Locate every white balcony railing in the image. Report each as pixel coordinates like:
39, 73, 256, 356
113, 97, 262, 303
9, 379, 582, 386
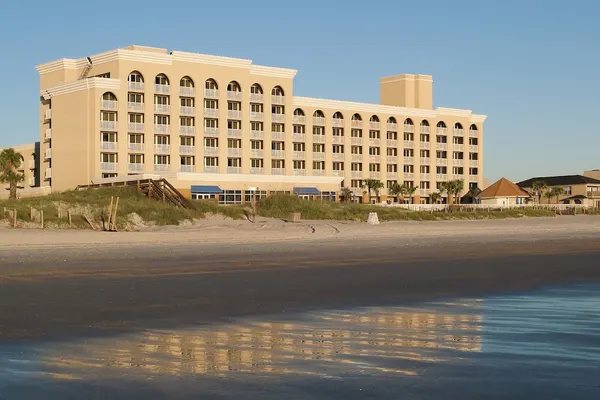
101, 100, 118, 110
228, 110, 241, 119
227, 91, 242, 101
469, 130, 478, 137
100, 141, 118, 151
250, 149, 264, 158
292, 151, 305, 159
128, 102, 144, 112
437, 127, 448, 135
204, 108, 219, 118
154, 164, 170, 172
180, 106, 195, 116
420, 189, 429, 197
453, 159, 464, 167
369, 155, 381, 163
421, 173, 430, 180
250, 130, 264, 139
370, 121, 380, 130
128, 163, 145, 172
436, 159, 448, 166
100, 162, 118, 171
332, 119, 344, 128
180, 87, 195, 97
250, 167, 265, 175
351, 137, 362, 145
313, 135, 325, 143
293, 169, 306, 176
180, 145, 195, 155
403, 157, 414, 164
204, 147, 219, 155
204, 166, 219, 173
332, 136, 344, 144
272, 113, 285, 123
271, 95, 285, 105
313, 152, 325, 161
469, 160, 479, 167
387, 172, 398, 179
313, 116, 326, 126
351, 171, 363, 179
387, 156, 398, 164
128, 122, 145, 132
403, 124, 415, 133
272, 168, 285, 175
351, 120, 363, 128
44, 149, 52, 159
227, 167, 242, 174
369, 172, 381, 179
250, 93, 264, 103
332, 153, 345, 162
154, 104, 171, 114
271, 150, 285, 158
250, 112, 264, 121
292, 133, 306, 142
368, 139, 381, 147
128, 143, 144, 152
469, 145, 479, 152
420, 126, 430, 134
44, 109, 52, 120
154, 124, 170, 134
292, 115, 306, 125
180, 125, 195, 135
436, 143, 448, 150
128, 81, 144, 91
420, 142, 430, 150
45, 168, 52, 179
180, 165, 195, 173
403, 141, 414, 149
436, 174, 448, 181
45, 128, 52, 140
387, 139, 398, 148
421, 158, 431, 165
227, 129, 242, 138
154, 144, 171, 153
351, 154, 363, 162
404, 172, 414, 180
331, 170, 344, 177
204, 89, 219, 99
204, 127, 219, 137
387, 122, 398, 131
272, 132, 284, 140
469, 175, 478, 181
100, 121, 117, 131
155, 84, 170, 94
313, 170, 325, 176
453, 144, 465, 151
228, 148, 242, 157
453, 128, 464, 136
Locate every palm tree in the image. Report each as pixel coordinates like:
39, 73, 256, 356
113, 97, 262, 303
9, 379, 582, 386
438, 181, 451, 205
339, 187, 353, 203
388, 182, 407, 203
551, 187, 565, 204
531, 181, 547, 204
363, 179, 384, 202
451, 179, 465, 205
467, 186, 480, 204
543, 190, 554, 204
430, 192, 442, 204
405, 185, 418, 204
0, 148, 24, 200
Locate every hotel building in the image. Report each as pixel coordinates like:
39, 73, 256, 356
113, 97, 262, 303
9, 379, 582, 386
35, 45, 486, 203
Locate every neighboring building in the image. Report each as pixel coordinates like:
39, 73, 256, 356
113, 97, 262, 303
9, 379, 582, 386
479, 177, 530, 206
584, 170, 600, 181
517, 175, 600, 207
0, 142, 44, 198
35, 45, 486, 203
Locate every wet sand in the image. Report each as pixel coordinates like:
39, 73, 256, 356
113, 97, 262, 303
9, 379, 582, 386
1, 216, 600, 342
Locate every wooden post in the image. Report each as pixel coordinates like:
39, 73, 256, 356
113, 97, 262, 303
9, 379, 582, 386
30, 207, 33, 221
107, 196, 114, 231
162, 181, 166, 202
68, 210, 72, 227
13, 209, 17, 228
111, 197, 120, 231
40, 210, 44, 229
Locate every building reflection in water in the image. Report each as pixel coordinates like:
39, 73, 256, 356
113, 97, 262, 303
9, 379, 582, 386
30, 301, 483, 380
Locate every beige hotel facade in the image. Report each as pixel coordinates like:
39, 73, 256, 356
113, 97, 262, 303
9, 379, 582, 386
33, 45, 486, 203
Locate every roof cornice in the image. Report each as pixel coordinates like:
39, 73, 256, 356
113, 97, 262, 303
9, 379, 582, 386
40, 78, 121, 99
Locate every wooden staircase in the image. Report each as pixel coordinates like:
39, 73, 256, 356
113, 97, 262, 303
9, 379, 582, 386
77, 179, 195, 210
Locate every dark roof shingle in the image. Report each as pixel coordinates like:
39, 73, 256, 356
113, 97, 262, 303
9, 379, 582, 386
517, 175, 600, 188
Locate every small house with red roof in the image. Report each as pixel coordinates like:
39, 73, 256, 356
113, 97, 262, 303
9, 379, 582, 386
479, 178, 531, 206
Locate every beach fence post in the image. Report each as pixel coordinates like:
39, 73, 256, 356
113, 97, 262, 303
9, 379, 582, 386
13, 209, 17, 228
40, 209, 44, 229
68, 210, 72, 228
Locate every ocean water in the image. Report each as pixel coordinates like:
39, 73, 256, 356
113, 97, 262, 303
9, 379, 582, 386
0, 284, 599, 399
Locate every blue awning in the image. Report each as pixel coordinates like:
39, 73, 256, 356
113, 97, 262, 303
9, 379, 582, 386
294, 187, 321, 195
191, 185, 223, 194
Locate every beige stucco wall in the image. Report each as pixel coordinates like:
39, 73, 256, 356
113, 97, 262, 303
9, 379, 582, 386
0, 143, 39, 195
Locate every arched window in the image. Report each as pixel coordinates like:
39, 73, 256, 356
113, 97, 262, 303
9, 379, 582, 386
404, 118, 414, 125
314, 110, 325, 118
128, 71, 144, 83
454, 122, 463, 129
102, 92, 117, 101
351, 113, 362, 121
333, 111, 344, 119
420, 120, 430, 127
313, 110, 325, 125
469, 124, 478, 131
251, 83, 263, 94
369, 115, 380, 122
437, 121, 447, 128
227, 81, 241, 92
293, 108, 305, 116
205, 79, 218, 90
272, 86, 285, 96
155, 74, 169, 85
101, 92, 117, 110
180, 76, 194, 88
388, 117, 397, 124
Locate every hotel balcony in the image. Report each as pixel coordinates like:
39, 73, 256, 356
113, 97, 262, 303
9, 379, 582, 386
204, 89, 219, 99
204, 127, 218, 137
387, 139, 398, 148
436, 174, 447, 181
45, 168, 52, 179
204, 147, 219, 156
403, 124, 415, 133
351, 154, 363, 162
331, 170, 344, 177
100, 141, 117, 151
154, 104, 171, 114
587, 191, 600, 198
313, 116, 325, 126
403, 157, 414, 164
100, 121, 117, 131
420, 142, 430, 150
387, 122, 398, 131
154, 164, 170, 172
271, 150, 285, 158
313, 170, 325, 176
453, 174, 465, 180
272, 113, 285, 123
180, 106, 195, 116
332, 153, 345, 162
155, 84, 170, 94
228, 110, 241, 120
404, 172, 414, 180
469, 175, 478, 181
351, 171, 363, 179
250, 93, 264, 103
368, 139, 381, 146
436, 158, 448, 166
387, 172, 398, 179
292, 133, 306, 142
292, 151, 305, 159
250, 130, 264, 140
351, 120, 363, 129
128, 143, 144, 152
452, 159, 464, 167
101, 100, 118, 110
128, 163, 145, 173
204, 166, 219, 173
227, 91, 242, 101
436, 143, 448, 150
44, 149, 51, 159
128, 81, 144, 92
250, 167, 264, 175
369, 155, 381, 163
100, 162, 118, 172
128, 122, 145, 132
370, 121, 380, 130
228, 148, 242, 157
437, 127, 448, 135
272, 168, 285, 175
204, 108, 219, 118
180, 145, 195, 155
313, 152, 325, 161
227, 129, 242, 138
469, 145, 479, 152
154, 124, 170, 134
45, 128, 52, 140
469, 129, 478, 137
180, 126, 195, 135
332, 136, 344, 144
292, 115, 306, 125
332, 119, 344, 128
180, 165, 195, 173
453, 144, 464, 151
453, 128, 464, 136
180, 86, 195, 97
154, 144, 170, 154
250, 149, 264, 158
312, 135, 325, 143
387, 156, 398, 163
271, 95, 285, 105
403, 141, 414, 149
421, 173, 430, 180
421, 157, 431, 165
44, 109, 52, 120
351, 137, 362, 145
469, 160, 479, 167
420, 189, 429, 197
250, 111, 264, 121
128, 102, 144, 112
420, 126, 430, 134
272, 131, 284, 140
292, 169, 306, 176
369, 171, 381, 179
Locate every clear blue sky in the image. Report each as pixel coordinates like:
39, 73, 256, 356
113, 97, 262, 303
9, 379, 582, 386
0, 0, 598, 182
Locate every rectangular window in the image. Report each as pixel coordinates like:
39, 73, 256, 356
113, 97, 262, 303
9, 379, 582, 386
154, 95, 169, 105
228, 120, 241, 129
293, 125, 305, 134
387, 131, 397, 140
271, 141, 285, 150
404, 165, 414, 173
251, 140, 263, 150
154, 135, 170, 145
251, 122, 263, 131
271, 123, 285, 132
369, 163, 380, 172
368, 147, 380, 156
251, 159, 264, 168
101, 111, 117, 122
313, 144, 325, 152
180, 117, 195, 127
101, 132, 117, 142
352, 180, 363, 188
313, 126, 325, 135
129, 154, 144, 163
313, 161, 325, 170
293, 160, 305, 169
129, 134, 144, 143
420, 150, 430, 158
453, 137, 464, 145
204, 99, 218, 109
293, 142, 305, 151
271, 159, 285, 168
204, 138, 218, 147
351, 163, 363, 171
387, 148, 397, 156
332, 162, 344, 171
436, 166, 447, 174
228, 158, 242, 167
251, 103, 263, 113
180, 97, 194, 107
154, 115, 169, 125
420, 165, 430, 173
332, 128, 344, 137
205, 157, 218, 166
180, 136, 194, 146
436, 151, 447, 159
332, 145, 344, 154
128, 93, 143, 103
453, 167, 464, 175
181, 156, 195, 166
204, 118, 218, 128
101, 153, 117, 162
453, 152, 464, 160
351, 146, 362, 155
351, 129, 362, 138
387, 164, 397, 172
420, 134, 430, 142
369, 130, 380, 139
436, 135, 447, 143
154, 155, 170, 165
